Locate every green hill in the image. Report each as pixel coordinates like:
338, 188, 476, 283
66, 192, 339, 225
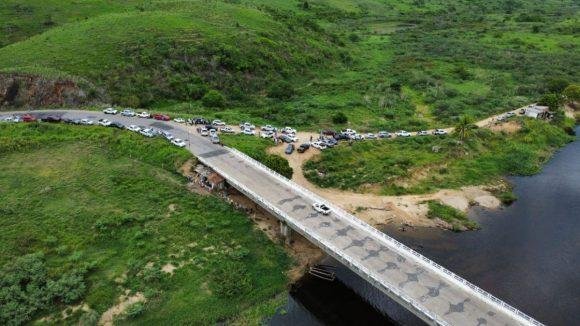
0, 0, 578, 129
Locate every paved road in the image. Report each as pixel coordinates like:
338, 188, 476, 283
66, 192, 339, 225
1, 110, 542, 326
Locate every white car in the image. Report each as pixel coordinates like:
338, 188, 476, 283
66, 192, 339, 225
171, 138, 187, 147
239, 122, 255, 130
396, 130, 411, 137
242, 128, 255, 136
281, 126, 297, 134
161, 131, 174, 140
313, 202, 332, 215
366, 133, 376, 139
416, 130, 429, 136
210, 135, 220, 144
212, 119, 226, 126
121, 109, 136, 117
311, 141, 327, 150
2, 116, 15, 123
137, 111, 150, 118
127, 125, 140, 132
286, 134, 299, 142
505, 112, 516, 118
201, 128, 209, 136
80, 119, 94, 125
209, 129, 217, 137
140, 128, 155, 137
173, 117, 185, 123
103, 108, 118, 115
220, 126, 234, 133
433, 129, 447, 135
343, 128, 356, 135
261, 125, 275, 132
260, 131, 274, 138
378, 131, 391, 138
97, 119, 111, 127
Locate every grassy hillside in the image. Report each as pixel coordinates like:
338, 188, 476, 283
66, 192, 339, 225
0, 0, 578, 129
0, 123, 290, 325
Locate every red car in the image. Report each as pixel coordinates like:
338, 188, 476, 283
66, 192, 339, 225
152, 114, 170, 121
22, 114, 37, 122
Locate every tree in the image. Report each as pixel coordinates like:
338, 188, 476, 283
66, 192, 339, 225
201, 90, 226, 108
562, 84, 580, 103
538, 93, 563, 111
332, 112, 348, 124
454, 115, 476, 140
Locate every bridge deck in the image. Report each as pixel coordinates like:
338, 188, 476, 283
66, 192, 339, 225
4, 110, 542, 326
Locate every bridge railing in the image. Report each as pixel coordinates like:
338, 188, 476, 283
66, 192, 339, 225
196, 152, 446, 325
225, 147, 543, 326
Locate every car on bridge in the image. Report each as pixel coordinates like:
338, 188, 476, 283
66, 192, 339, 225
103, 108, 118, 115
313, 202, 332, 215
121, 109, 136, 117
171, 138, 187, 147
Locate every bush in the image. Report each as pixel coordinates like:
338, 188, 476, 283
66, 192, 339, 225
202, 90, 226, 108
332, 112, 348, 124
124, 302, 145, 319
210, 261, 252, 298
267, 81, 295, 100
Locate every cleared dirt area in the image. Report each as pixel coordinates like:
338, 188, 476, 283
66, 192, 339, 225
268, 145, 502, 231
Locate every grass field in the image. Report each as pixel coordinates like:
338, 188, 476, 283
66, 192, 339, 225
304, 118, 574, 195
0, 123, 290, 325
0, 0, 577, 130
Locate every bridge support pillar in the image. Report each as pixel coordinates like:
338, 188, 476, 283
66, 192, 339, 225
279, 221, 292, 245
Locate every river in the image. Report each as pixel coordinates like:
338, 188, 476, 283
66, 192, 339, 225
271, 126, 579, 325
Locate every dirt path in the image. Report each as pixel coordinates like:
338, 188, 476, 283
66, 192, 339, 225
268, 144, 502, 230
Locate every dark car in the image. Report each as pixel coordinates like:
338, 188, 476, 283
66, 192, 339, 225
110, 122, 125, 129
41, 116, 61, 123
62, 118, 74, 124
285, 143, 295, 154
22, 114, 37, 122
297, 143, 310, 153
322, 129, 336, 136
278, 135, 293, 143
334, 133, 350, 141
191, 117, 208, 125
152, 114, 170, 121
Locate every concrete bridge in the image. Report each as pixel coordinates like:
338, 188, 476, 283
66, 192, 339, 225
2, 110, 543, 326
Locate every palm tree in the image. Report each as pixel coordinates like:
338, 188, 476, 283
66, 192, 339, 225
454, 115, 475, 140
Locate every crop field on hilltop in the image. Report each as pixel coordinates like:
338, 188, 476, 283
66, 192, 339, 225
0, 123, 290, 325
304, 119, 574, 195
0, 0, 577, 130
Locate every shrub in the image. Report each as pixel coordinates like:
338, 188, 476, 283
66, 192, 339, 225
267, 81, 295, 100
125, 302, 145, 319
210, 261, 252, 298
202, 90, 226, 108
332, 112, 348, 124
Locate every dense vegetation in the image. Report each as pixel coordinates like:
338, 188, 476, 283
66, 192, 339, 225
221, 134, 293, 179
0, 0, 577, 130
304, 118, 574, 195
0, 123, 290, 325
